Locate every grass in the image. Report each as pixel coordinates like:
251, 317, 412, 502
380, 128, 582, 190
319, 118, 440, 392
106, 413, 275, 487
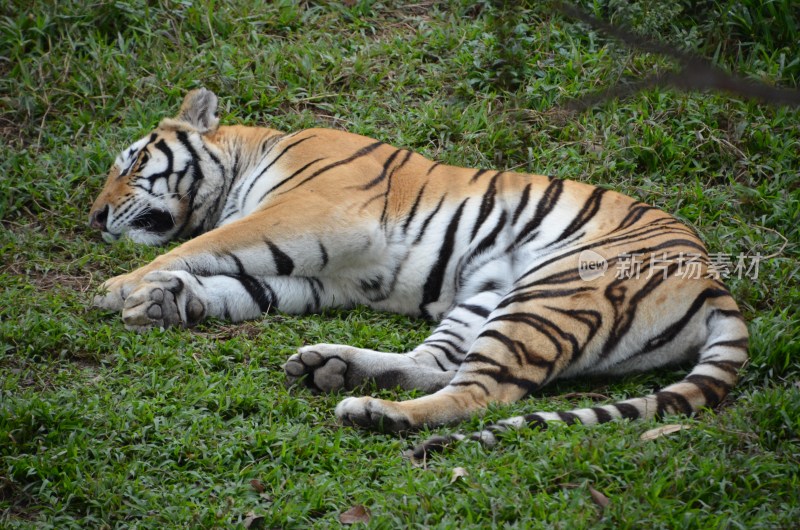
1, 0, 799, 527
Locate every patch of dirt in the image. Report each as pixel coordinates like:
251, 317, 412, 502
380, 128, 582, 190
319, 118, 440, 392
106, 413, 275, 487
0, 115, 35, 151
2, 261, 97, 293
195, 320, 273, 341
1, 353, 101, 395
0, 477, 38, 524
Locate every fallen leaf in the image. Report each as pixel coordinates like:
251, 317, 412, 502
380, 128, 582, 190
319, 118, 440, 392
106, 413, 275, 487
250, 479, 265, 493
339, 505, 370, 525
640, 424, 691, 441
450, 467, 469, 483
588, 485, 610, 509
243, 511, 265, 529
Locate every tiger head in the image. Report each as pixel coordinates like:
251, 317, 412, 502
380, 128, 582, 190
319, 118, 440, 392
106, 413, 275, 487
89, 89, 227, 245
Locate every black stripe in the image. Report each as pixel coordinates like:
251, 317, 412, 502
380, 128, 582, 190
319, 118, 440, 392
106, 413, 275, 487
524, 413, 549, 430
497, 286, 595, 309
469, 168, 489, 183
465, 211, 508, 265
286, 141, 384, 193
230, 274, 274, 312
614, 403, 640, 420
591, 406, 614, 423
201, 141, 224, 170
257, 135, 316, 194
546, 306, 603, 355
598, 262, 723, 360
419, 200, 467, 317
706, 308, 746, 324
458, 303, 490, 318
512, 178, 564, 248
174, 131, 206, 237
635, 287, 732, 356
656, 391, 694, 417
360, 148, 402, 190
426, 162, 441, 175
449, 380, 490, 395
150, 139, 174, 181
698, 360, 744, 375
414, 195, 446, 244
488, 313, 578, 370
318, 241, 329, 268
465, 352, 505, 368
424, 338, 466, 355
472, 331, 520, 366
402, 184, 427, 234
554, 187, 607, 243
265, 240, 294, 275
705, 338, 749, 350
512, 183, 531, 224
425, 342, 463, 366
557, 411, 580, 425
379, 151, 414, 227
617, 202, 655, 230
304, 277, 322, 310
446, 317, 469, 327
257, 156, 323, 203
423, 350, 449, 371
472, 371, 539, 395
476, 328, 551, 368
436, 328, 465, 341
175, 131, 203, 181
685, 374, 731, 408
470, 172, 501, 239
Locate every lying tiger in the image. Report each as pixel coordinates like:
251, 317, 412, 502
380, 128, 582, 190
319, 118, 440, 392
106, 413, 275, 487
91, 89, 749, 457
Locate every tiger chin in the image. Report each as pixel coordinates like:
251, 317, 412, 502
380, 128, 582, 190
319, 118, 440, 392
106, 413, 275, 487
90, 88, 749, 458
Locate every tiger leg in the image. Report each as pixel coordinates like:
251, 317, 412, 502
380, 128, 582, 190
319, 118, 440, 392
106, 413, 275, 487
94, 201, 382, 314
116, 270, 352, 331
335, 300, 581, 431
410, 290, 749, 458
284, 291, 503, 394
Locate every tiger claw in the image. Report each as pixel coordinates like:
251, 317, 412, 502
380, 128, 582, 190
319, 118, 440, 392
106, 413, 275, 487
335, 396, 413, 433
121, 271, 206, 330
93, 291, 125, 311
93, 273, 139, 311
284, 346, 349, 393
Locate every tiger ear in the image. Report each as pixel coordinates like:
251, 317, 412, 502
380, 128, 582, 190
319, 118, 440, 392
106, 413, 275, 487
173, 88, 219, 133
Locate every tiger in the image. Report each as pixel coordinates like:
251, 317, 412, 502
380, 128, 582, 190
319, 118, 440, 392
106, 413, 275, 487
91, 88, 749, 458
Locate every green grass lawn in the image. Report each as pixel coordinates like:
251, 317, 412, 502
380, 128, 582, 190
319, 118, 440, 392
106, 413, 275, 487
1, 1, 799, 528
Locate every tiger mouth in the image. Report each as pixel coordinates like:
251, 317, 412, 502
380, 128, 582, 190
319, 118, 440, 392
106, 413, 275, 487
129, 208, 176, 233
101, 231, 120, 243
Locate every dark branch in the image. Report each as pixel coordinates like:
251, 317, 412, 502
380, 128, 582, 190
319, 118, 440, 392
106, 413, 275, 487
554, 2, 800, 108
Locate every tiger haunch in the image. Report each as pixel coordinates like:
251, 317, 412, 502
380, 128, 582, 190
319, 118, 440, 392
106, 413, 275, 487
90, 89, 748, 453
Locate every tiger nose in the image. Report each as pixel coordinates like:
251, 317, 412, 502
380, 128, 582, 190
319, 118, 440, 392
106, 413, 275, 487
89, 205, 109, 231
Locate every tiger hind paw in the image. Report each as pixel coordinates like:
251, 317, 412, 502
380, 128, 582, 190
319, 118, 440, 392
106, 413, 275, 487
335, 396, 413, 433
284, 345, 350, 393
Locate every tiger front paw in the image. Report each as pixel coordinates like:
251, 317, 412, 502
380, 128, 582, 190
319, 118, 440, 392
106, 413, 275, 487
93, 272, 141, 311
121, 271, 206, 331
335, 396, 413, 433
